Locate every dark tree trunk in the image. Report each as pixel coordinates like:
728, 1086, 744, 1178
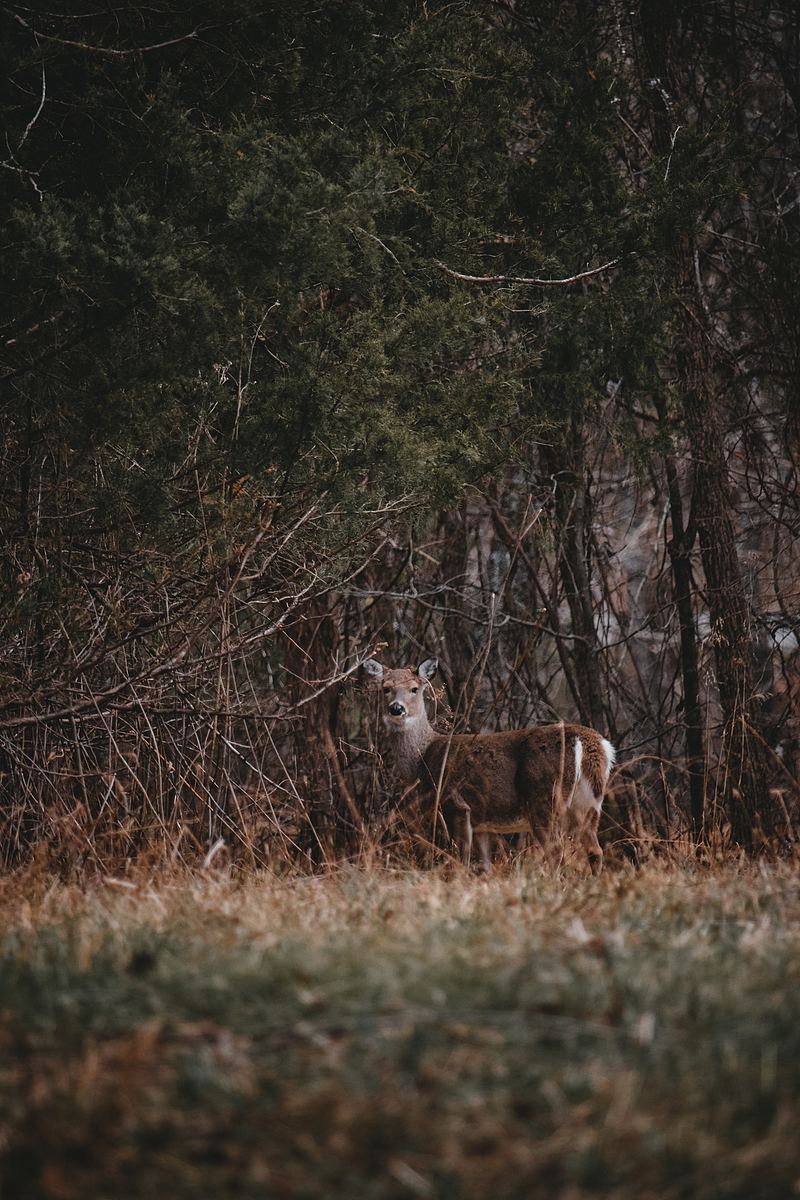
541, 429, 605, 733
677, 276, 771, 846
655, 395, 707, 841
640, 3, 773, 849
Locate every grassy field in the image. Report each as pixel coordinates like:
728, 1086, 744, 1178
1, 861, 800, 1199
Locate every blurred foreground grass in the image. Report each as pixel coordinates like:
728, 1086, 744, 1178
1, 862, 799, 1198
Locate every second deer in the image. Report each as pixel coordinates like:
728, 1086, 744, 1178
364, 657, 615, 873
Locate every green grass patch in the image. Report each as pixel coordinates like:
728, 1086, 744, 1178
1, 863, 799, 1198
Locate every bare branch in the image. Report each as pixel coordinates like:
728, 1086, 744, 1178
8, 11, 202, 57
17, 58, 45, 151
433, 256, 623, 287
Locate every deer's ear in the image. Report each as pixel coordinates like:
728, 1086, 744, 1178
362, 659, 385, 683
417, 658, 439, 681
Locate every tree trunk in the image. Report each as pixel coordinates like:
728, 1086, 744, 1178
676, 243, 771, 847
655, 394, 707, 841
640, 2, 772, 849
541, 428, 606, 733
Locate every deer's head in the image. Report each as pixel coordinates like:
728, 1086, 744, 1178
363, 658, 438, 729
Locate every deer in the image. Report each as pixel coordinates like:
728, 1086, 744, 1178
363, 657, 615, 874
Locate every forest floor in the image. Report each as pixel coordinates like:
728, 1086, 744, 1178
1, 859, 799, 1199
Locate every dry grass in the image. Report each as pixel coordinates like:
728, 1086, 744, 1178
2, 860, 800, 1198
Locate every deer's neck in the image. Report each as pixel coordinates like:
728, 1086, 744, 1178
386, 713, 437, 783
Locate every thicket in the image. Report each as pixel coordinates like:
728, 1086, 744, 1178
1, 1, 798, 868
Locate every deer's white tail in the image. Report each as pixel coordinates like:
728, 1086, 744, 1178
601, 738, 617, 781
570, 734, 615, 816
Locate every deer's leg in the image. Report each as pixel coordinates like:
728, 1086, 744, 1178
569, 805, 603, 874
539, 784, 567, 871
528, 812, 562, 872
475, 831, 492, 874
566, 771, 604, 876
449, 796, 473, 867
583, 807, 603, 875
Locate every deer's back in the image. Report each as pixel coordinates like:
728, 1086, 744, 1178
419, 723, 599, 826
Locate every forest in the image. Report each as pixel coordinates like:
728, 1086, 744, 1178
1, 1, 799, 1196
2, 0, 799, 867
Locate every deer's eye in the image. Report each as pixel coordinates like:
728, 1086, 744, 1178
383, 687, 391, 695
410, 687, 419, 694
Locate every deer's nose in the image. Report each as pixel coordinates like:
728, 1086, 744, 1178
388, 702, 405, 717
